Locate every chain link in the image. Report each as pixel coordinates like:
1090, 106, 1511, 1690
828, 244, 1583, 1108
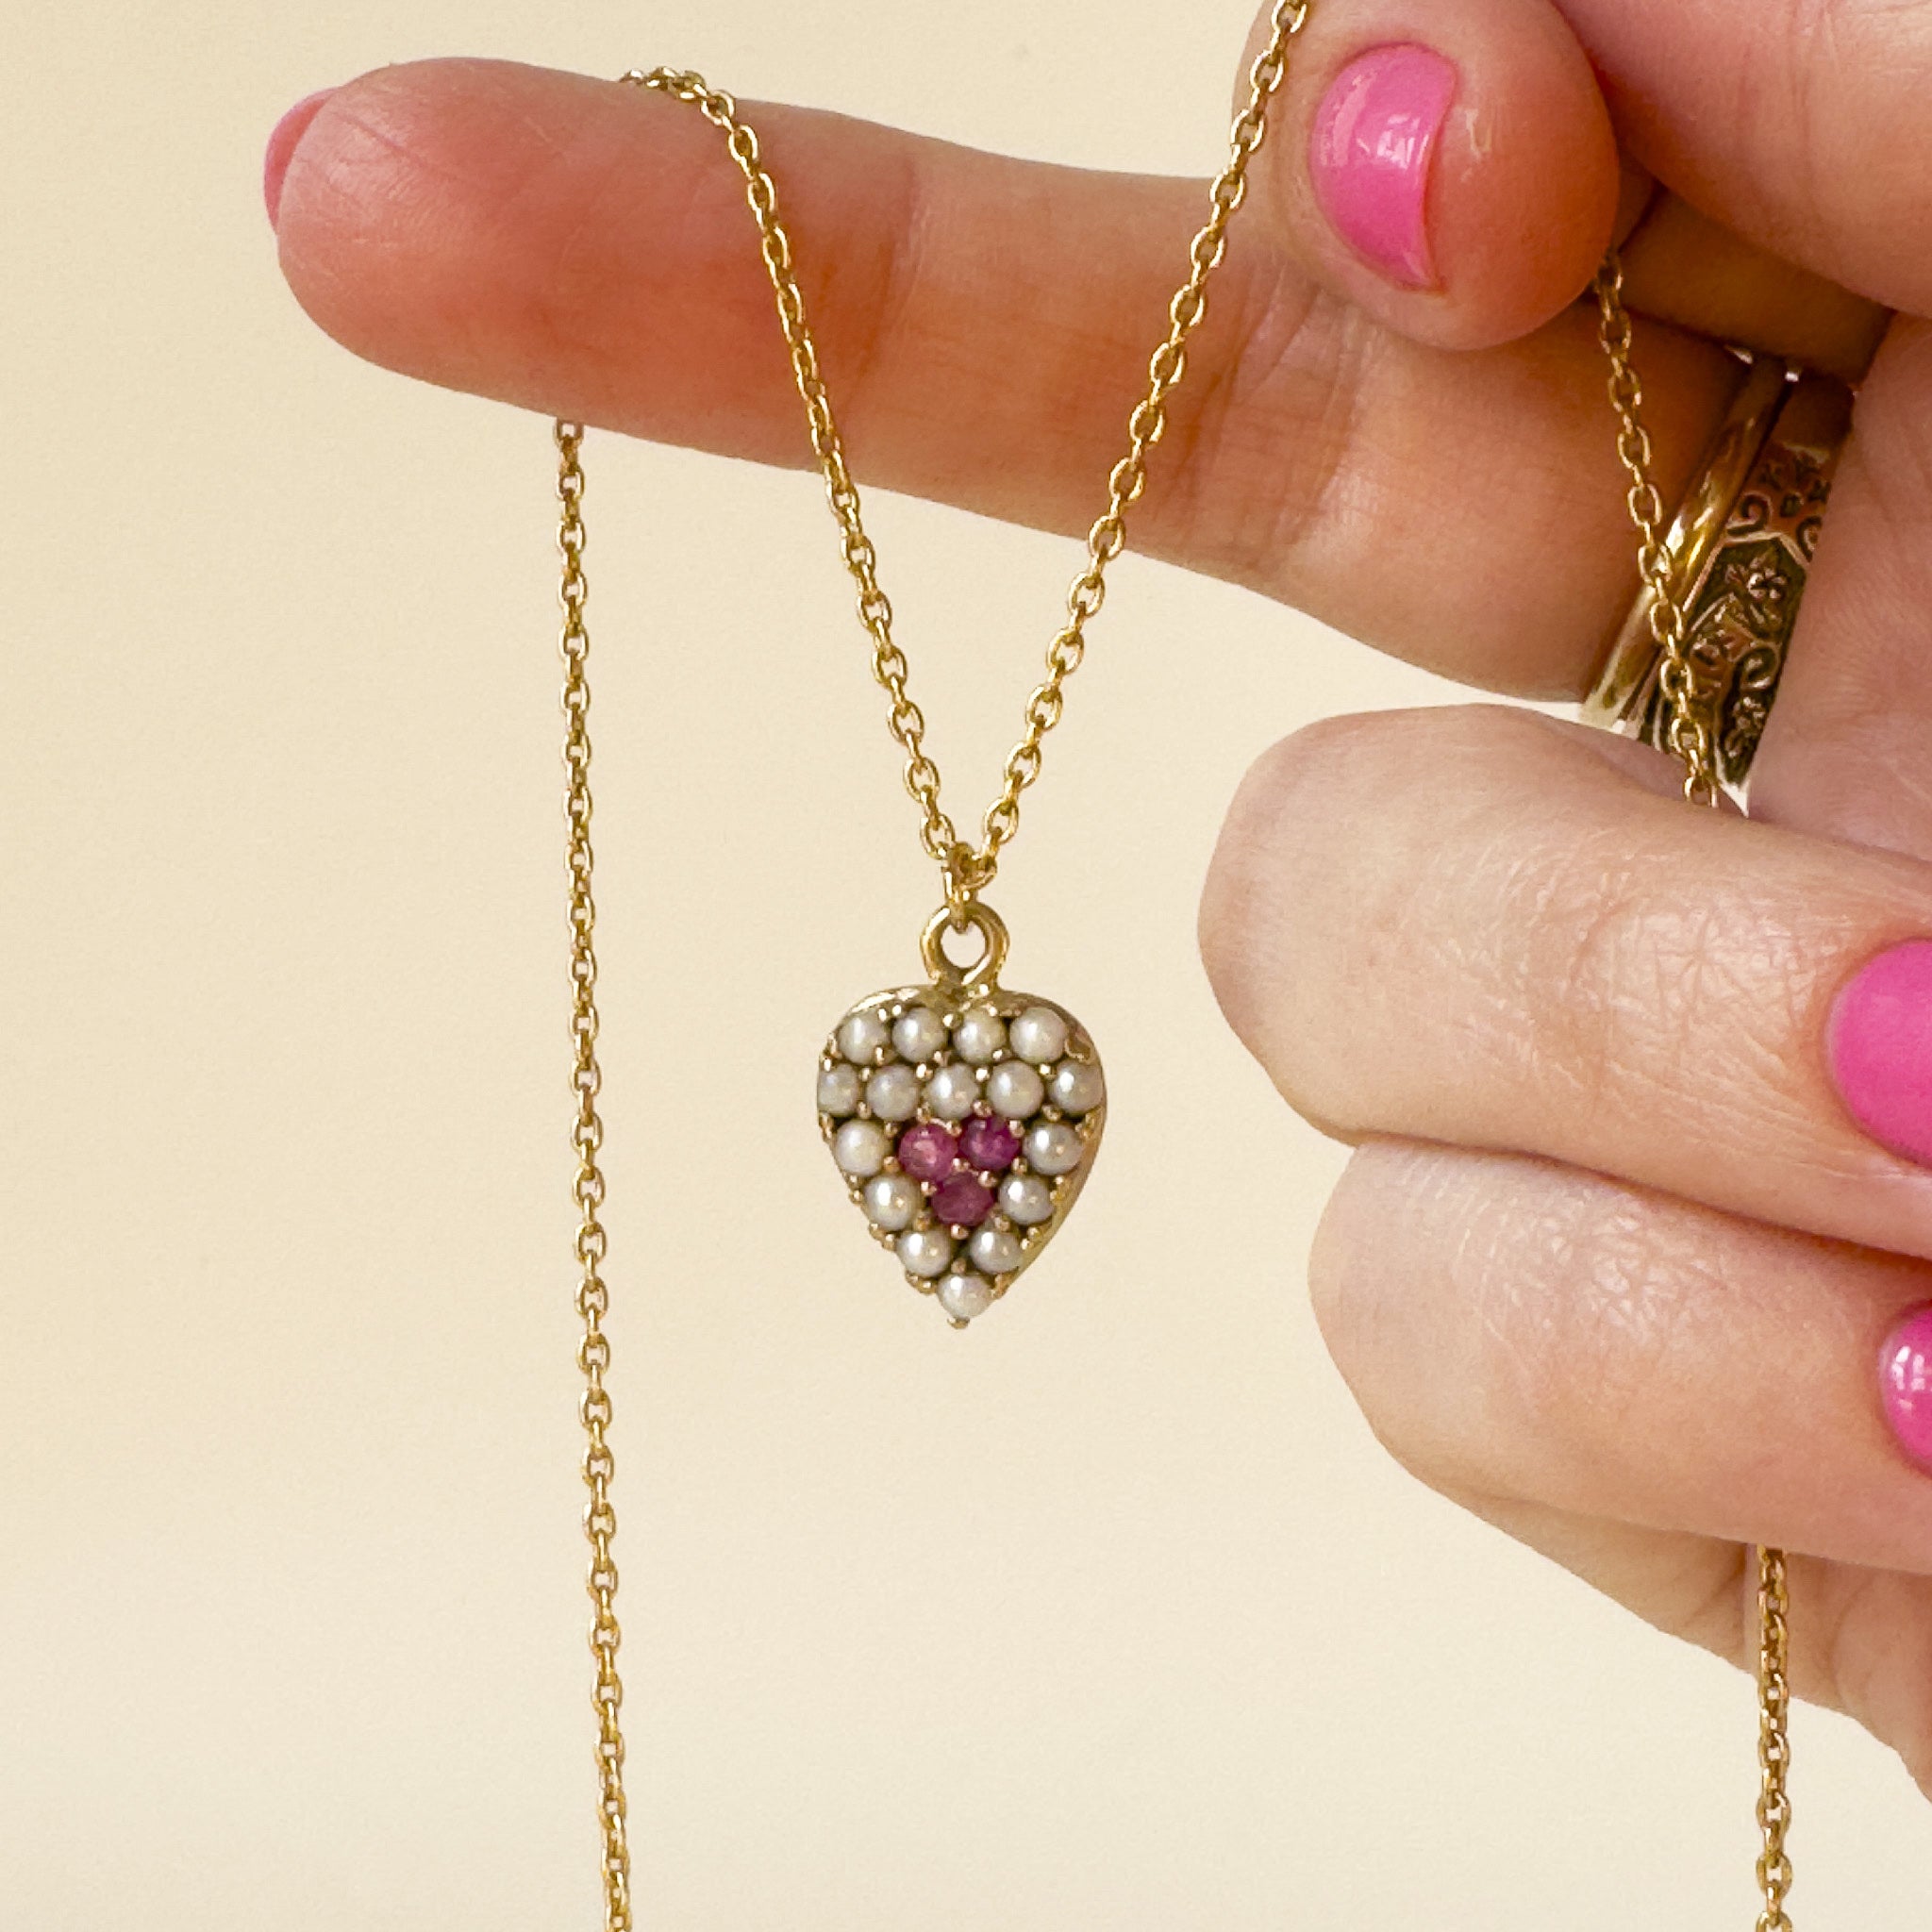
556, 420, 633, 1932
1593, 256, 1795, 1926
1592, 253, 1721, 805
622, 3, 1309, 908
1756, 1546, 1795, 1931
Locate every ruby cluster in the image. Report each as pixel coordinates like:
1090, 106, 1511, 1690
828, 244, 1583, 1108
894, 1115, 1024, 1228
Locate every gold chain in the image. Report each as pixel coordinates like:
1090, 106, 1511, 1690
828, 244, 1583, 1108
621, 4, 1310, 912
1592, 252, 1721, 805
1593, 256, 1794, 1928
1755, 1546, 1795, 1931
553, 17, 1308, 1925
556, 420, 633, 1929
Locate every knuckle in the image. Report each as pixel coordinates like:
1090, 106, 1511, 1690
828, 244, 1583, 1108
1163, 266, 1368, 592
1305, 1143, 1479, 1489
1305, 1157, 1427, 1475
1201, 704, 1575, 1132
1200, 719, 1349, 1002
1197, 711, 1387, 1082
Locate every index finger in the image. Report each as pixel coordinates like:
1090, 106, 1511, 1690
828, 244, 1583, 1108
269, 56, 1735, 698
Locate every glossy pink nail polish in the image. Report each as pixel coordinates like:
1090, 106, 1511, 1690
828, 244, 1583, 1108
264, 87, 339, 229
1827, 940, 1932, 1167
1308, 43, 1457, 290
1879, 1306, 1932, 1470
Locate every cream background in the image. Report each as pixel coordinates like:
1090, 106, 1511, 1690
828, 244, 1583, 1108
2, 1, 1925, 1924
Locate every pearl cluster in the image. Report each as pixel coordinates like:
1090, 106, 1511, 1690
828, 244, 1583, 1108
818, 991, 1104, 1324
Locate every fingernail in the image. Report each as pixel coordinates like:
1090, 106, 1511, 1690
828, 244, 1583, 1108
1308, 44, 1457, 290
264, 87, 340, 230
1880, 1306, 1932, 1470
1827, 940, 1932, 1167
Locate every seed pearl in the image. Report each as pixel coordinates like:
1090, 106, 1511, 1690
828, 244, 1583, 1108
998, 1174, 1054, 1225
863, 1173, 922, 1232
967, 1226, 1023, 1276
924, 1062, 980, 1122
937, 1272, 996, 1322
952, 1006, 1007, 1065
1047, 1058, 1106, 1114
816, 1062, 863, 1116
1008, 1006, 1068, 1064
838, 1010, 891, 1064
892, 1007, 949, 1063
985, 1059, 1045, 1120
897, 1227, 955, 1278
865, 1063, 923, 1123
1024, 1121, 1083, 1176
833, 1118, 890, 1177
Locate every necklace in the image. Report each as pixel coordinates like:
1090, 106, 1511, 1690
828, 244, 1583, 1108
564, 16, 1307, 1339
563, 18, 1309, 1351
544, 8, 1791, 1924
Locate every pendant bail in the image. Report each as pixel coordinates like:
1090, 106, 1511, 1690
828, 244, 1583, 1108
920, 899, 1010, 996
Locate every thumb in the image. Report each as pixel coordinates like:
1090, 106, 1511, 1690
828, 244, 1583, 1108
1246, 0, 1621, 351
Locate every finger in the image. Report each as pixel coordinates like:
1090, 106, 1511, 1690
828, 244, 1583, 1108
1553, 0, 1932, 314
1617, 193, 1890, 387
1743, 320, 1932, 862
1472, 1514, 1932, 1800
1197, 702, 1932, 1262
1244, 0, 1621, 350
1310, 1138, 1932, 1781
1313, 1141, 1932, 1569
1254, 0, 1893, 372
271, 58, 1748, 697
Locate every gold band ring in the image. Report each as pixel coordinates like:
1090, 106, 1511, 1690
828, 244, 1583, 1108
1583, 357, 1854, 791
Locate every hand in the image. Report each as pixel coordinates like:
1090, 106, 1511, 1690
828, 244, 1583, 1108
268, 0, 1932, 1789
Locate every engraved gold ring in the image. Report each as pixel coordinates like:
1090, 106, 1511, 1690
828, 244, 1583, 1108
1583, 356, 1855, 791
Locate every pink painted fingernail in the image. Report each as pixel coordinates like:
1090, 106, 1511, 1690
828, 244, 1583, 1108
1827, 941, 1932, 1167
264, 87, 339, 230
1308, 44, 1457, 290
1880, 1306, 1932, 1470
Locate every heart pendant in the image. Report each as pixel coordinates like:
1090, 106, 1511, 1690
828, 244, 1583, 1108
816, 903, 1105, 1326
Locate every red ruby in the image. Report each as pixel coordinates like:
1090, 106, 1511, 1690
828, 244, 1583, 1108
895, 1122, 958, 1183
959, 1115, 1022, 1174
930, 1174, 994, 1227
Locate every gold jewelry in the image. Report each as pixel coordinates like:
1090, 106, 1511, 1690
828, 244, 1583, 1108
1592, 254, 1796, 1929
539, 20, 1804, 1926
557, 12, 1309, 1923
1585, 331, 1853, 796
565, 25, 1308, 1344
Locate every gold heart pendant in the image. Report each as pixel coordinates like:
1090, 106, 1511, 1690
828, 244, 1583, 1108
816, 904, 1105, 1326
